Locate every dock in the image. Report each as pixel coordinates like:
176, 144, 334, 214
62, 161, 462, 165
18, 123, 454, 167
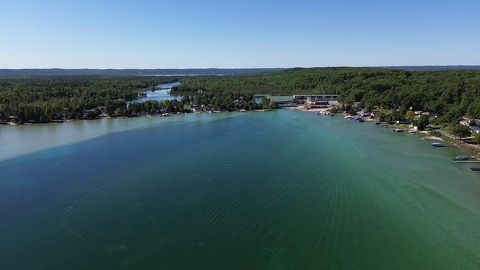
454, 160, 480, 163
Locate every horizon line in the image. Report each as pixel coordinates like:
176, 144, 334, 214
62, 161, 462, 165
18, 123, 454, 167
1, 65, 480, 70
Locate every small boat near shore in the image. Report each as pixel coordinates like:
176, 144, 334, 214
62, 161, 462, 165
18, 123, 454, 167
392, 128, 403, 132
453, 156, 475, 161
355, 117, 364, 123
431, 142, 444, 147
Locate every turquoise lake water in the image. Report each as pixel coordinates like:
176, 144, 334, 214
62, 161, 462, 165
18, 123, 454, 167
1, 110, 480, 269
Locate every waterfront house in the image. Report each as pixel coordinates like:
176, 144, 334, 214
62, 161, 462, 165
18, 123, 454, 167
470, 126, 480, 134
269, 96, 296, 107
358, 110, 371, 117
460, 117, 473, 126
254, 94, 338, 108
352, 102, 362, 109
293, 94, 339, 104
460, 117, 480, 127
253, 95, 295, 107
396, 119, 412, 125
305, 97, 329, 108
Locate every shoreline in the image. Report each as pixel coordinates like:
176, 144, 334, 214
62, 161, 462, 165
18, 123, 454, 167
3, 108, 480, 163
298, 108, 480, 160
0, 108, 268, 127
0, 111, 250, 163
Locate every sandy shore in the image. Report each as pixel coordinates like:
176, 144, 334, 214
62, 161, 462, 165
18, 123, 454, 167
423, 136, 445, 141
286, 105, 331, 113
295, 106, 480, 158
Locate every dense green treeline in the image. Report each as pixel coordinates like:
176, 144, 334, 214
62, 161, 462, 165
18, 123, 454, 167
2, 68, 480, 124
177, 67, 480, 122
0, 77, 177, 123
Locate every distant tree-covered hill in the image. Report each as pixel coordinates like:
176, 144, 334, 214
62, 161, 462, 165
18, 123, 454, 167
0, 68, 282, 77
382, 66, 480, 71
1, 66, 479, 77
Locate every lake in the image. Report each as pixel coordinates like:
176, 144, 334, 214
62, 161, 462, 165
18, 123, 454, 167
129, 81, 181, 104
1, 110, 480, 269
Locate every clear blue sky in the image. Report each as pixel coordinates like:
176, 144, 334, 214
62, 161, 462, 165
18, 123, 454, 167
1, 0, 479, 68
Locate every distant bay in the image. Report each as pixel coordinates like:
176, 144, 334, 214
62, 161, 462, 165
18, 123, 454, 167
129, 82, 182, 104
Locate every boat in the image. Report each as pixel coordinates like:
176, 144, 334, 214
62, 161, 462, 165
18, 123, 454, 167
355, 117, 364, 123
431, 142, 444, 147
470, 168, 480, 172
408, 130, 417, 134
392, 128, 403, 132
344, 115, 353, 119
453, 156, 474, 161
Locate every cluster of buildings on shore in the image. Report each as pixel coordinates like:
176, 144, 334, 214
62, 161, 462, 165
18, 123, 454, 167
254, 94, 339, 109
460, 117, 480, 134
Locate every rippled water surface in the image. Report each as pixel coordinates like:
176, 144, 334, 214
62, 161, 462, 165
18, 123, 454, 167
1, 110, 480, 269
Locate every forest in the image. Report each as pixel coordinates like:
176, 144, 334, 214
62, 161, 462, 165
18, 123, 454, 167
1, 67, 480, 124
0, 76, 178, 123
176, 67, 480, 123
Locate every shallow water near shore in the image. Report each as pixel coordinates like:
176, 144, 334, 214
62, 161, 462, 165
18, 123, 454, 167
0, 112, 242, 162
1, 110, 480, 269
